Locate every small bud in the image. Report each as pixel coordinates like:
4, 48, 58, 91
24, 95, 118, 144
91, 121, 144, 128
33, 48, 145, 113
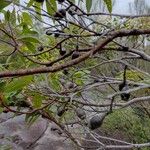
63, 69, 69, 75
76, 108, 86, 120
120, 85, 130, 101
37, 46, 44, 51
54, 9, 66, 20
72, 51, 80, 59
93, 79, 99, 83
67, 82, 74, 89
34, 0, 44, 3
57, 0, 65, 3
122, 46, 129, 51
57, 106, 67, 116
46, 30, 53, 36
59, 49, 66, 56
54, 30, 64, 38
68, 6, 77, 15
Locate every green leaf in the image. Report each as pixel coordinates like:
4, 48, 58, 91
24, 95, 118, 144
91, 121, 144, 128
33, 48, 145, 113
74, 71, 85, 78
0, 0, 12, 11
3, 9, 16, 25
86, 0, 92, 12
27, 0, 34, 7
4, 10, 10, 21
11, 8, 17, 25
0, 107, 4, 113
49, 74, 61, 91
75, 79, 83, 86
25, 113, 40, 125
4, 76, 33, 93
18, 36, 40, 43
0, 81, 6, 92
34, 1, 42, 20
103, 0, 112, 13
22, 12, 32, 26
25, 41, 36, 53
70, 0, 75, 3
32, 93, 43, 108
46, 0, 57, 15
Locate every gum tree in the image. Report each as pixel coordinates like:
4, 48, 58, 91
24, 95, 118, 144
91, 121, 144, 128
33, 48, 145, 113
0, 0, 150, 149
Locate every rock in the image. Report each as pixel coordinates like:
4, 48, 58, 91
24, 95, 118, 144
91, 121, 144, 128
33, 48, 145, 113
0, 113, 48, 150
0, 112, 76, 150
0, 111, 14, 123
33, 123, 73, 150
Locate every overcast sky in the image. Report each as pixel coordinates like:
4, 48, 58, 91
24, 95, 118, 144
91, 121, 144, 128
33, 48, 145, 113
0, 0, 150, 19
113, 0, 133, 14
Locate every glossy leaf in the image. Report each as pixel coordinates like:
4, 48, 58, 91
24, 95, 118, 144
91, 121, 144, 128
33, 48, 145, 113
103, 0, 112, 13
70, 0, 75, 3
25, 113, 40, 125
0, 0, 12, 11
22, 12, 32, 26
49, 74, 61, 91
0, 107, 4, 113
11, 9, 17, 25
4, 10, 10, 21
18, 36, 40, 43
25, 41, 36, 53
34, 1, 42, 20
27, 0, 34, 7
86, 0, 92, 12
4, 76, 33, 93
46, 0, 57, 15
32, 93, 43, 108
0, 81, 6, 92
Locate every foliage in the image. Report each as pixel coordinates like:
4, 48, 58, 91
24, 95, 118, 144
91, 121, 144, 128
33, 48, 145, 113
104, 108, 150, 145
0, 0, 150, 149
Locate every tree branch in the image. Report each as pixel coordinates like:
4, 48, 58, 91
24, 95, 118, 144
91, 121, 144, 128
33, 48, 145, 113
0, 29, 150, 78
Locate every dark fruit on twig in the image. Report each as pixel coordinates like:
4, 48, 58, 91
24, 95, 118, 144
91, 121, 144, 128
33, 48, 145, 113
16, 101, 31, 108
93, 79, 99, 83
67, 82, 74, 89
54, 32, 60, 38
122, 46, 129, 51
59, 49, 66, 56
68, 6, 77, 15
46, 29, 65, 37
57, 106, 67, 116
72, 51, 80, 59
54, 9, 66, 20
119, 84, 130, 101
119, 82, 125, 91
51, 124, 63, 135
121, 92, 130, 101
68, 9, 75, 16
3, 109, 9, 113
54, 30, 64, 38
76, 108, 86, 120
46, 30, 53, 36
63, 69, 69, 75
119, 65, 130, 101
88, 114, 106, 130
34, 0, 44, 3
37, 46, 44, 51
57, 0, 65, 3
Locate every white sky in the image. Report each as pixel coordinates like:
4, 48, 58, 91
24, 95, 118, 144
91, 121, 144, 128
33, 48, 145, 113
113, 0, 133, 14
0, 0, 150, 19
113, 0, 150, 14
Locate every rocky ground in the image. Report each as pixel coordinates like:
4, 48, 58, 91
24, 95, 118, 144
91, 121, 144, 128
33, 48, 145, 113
0, 112, 74, 150
0, 108, 131, 150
